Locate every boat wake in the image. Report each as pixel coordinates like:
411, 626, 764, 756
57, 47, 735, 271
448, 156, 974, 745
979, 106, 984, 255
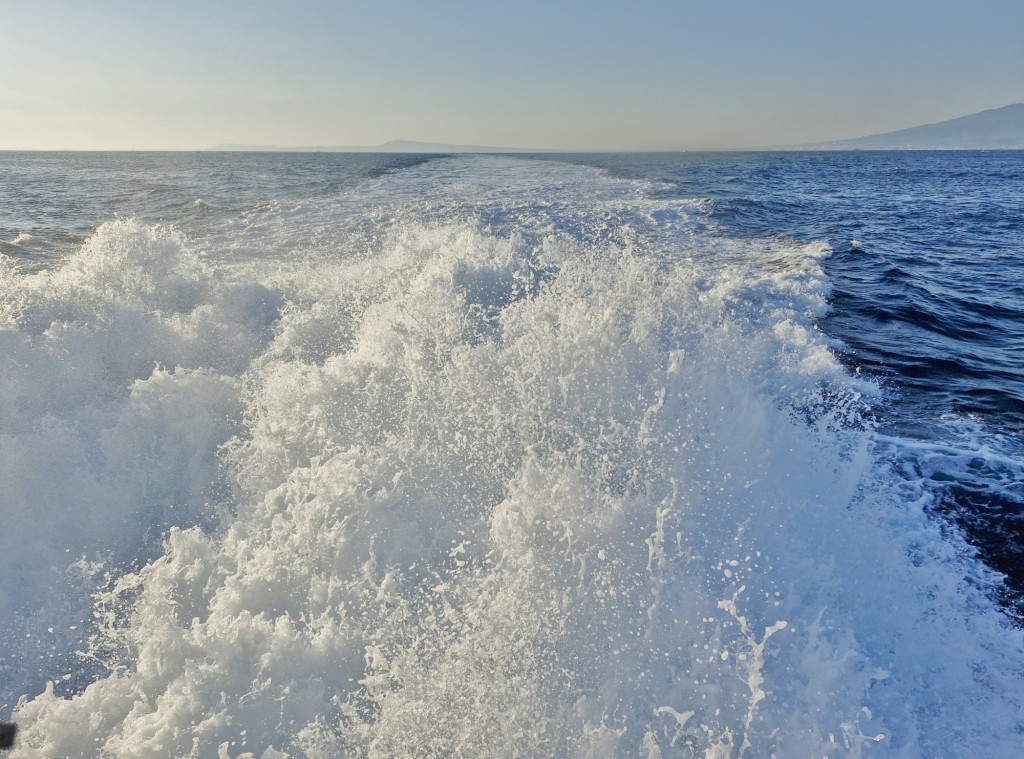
1, 157, 1021, 757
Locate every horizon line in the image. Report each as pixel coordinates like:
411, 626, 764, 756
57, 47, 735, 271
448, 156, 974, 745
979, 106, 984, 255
4, 146, 1023, 153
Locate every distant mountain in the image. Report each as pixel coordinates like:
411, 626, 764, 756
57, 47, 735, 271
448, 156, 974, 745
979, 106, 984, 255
793, 104, 1024, 150
206, 140, 544, 153
210, 105, 1024, 153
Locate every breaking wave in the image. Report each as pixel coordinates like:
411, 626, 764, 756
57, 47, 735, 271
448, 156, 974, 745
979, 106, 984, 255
1, 157, 1021, 757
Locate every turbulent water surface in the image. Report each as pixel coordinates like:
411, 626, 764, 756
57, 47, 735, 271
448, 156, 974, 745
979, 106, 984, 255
0, 150, 1022, 757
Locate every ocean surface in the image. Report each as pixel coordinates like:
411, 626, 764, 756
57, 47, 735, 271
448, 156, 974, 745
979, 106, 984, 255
0, 150, 1021, 757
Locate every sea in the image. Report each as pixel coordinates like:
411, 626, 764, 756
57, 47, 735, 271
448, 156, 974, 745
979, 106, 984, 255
0, 150, 1021, 757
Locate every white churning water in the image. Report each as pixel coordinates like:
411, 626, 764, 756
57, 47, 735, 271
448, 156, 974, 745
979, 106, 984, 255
1, 156, 1021, 757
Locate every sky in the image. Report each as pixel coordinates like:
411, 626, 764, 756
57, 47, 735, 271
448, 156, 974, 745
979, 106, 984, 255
1, 0, 1022, 151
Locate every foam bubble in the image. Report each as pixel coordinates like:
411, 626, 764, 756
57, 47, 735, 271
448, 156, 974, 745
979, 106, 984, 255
4, 158, 1022, 757
0, 220, 280, 707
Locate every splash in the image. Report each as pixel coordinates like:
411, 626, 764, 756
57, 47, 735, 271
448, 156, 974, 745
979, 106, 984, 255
2, 158, 1021, 757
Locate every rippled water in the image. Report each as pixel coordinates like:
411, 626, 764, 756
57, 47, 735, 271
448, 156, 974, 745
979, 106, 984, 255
545, 150, 1024, 610
1, 151, 1021, 757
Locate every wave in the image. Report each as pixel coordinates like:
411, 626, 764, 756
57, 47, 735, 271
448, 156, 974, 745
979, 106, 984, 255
2, 157, 1022, 757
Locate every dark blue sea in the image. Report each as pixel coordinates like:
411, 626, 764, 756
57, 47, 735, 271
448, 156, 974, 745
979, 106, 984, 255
1, 150, 1022, 756
557, 150, 1024, 607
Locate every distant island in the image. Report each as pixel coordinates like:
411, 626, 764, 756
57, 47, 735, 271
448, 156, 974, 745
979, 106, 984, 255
205, 140, 544, 154
208, 104, 1024, 153
787, 103, 1024, 150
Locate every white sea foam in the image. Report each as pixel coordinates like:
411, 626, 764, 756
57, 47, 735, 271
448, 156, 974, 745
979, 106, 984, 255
2, 157, 1021, 757
9, 233, 39, 247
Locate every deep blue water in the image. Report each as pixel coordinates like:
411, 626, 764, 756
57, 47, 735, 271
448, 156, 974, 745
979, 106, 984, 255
557, 152, 1024, 427
551, 150, 1024, 613
2, 150, 1022, 755
3, 150, 1022, 609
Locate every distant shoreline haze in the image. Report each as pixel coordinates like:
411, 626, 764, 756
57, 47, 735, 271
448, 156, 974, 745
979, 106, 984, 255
3, 105, 1022, 153
201, 104, 1024, 153
204, 140, 552, 154
783, 103, 1024, 150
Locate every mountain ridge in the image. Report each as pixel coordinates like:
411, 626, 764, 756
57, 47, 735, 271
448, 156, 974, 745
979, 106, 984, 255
207, 104, 1024, 153
787, 104, 1024, 150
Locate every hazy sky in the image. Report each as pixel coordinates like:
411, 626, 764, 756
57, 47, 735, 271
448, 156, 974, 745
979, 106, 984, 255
2, 0, 1022, 150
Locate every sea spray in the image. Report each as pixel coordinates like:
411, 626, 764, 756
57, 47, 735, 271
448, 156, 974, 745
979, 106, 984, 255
0, 220, 278, 709
3, 157, 1022, 757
